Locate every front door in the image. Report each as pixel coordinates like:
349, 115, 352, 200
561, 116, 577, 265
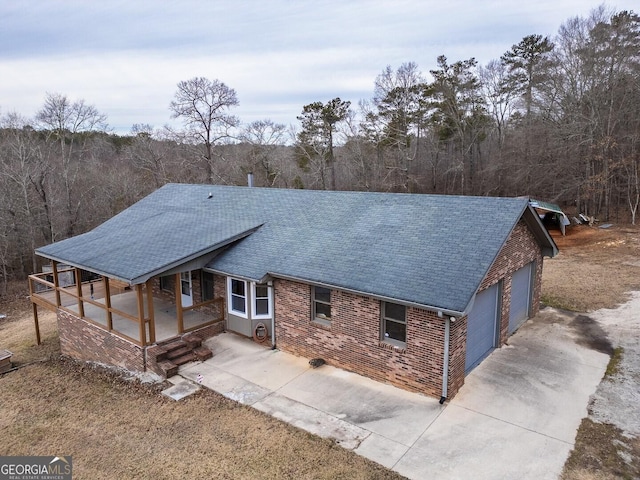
180, 271, 193, 307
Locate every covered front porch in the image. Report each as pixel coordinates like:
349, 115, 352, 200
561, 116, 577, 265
29, 263, 224, 347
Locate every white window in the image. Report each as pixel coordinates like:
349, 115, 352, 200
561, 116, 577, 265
382, 301, 406, 347
228, 278, 247, 318
251, 283, 273, 319
312, 286, 332, 323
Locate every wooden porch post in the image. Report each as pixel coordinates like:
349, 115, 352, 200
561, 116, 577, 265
28, 276, 42, 345
52, 261, 61, 307
32, 302, 41, 345
75, 268, 85, 318
146, 280, 156, 344
136, 284, 146, 346
175, 273, 184, 334
103, 276, 113, 330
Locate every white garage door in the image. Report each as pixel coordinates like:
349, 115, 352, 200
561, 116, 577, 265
509, 263, 533, 334
465, 283, 499, 374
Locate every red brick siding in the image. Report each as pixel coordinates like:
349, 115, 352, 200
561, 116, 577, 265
446, 220, 545, 394
152, 276, 175, 303
275, 279, 447, 397
447, 317, 467, 397
58, 309, 145, 372
214, 274, 227, 325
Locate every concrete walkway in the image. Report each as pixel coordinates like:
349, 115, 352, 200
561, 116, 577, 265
179, 308, 609, 480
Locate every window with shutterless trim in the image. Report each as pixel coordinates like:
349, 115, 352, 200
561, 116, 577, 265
228, 277, 247, 317
312, 286, 331, 323
381, 301, 406, 346
251, 283, 272, 319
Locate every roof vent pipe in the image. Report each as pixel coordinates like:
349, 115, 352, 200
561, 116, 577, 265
247, 172, 254, 188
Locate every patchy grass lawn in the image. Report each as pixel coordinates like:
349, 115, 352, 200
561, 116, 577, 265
0, 293, 402, 480
562, 419, 640, 480
543, 224, 640, 480
542, 225, 640, 312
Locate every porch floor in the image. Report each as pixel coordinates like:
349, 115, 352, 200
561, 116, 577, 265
64, 290, 212, 344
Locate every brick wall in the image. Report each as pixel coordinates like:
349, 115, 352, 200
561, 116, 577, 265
447, 317, 467, 397
58, 309, 145, 372
447, 219, 544, 392
152, 276, 174, 303
214, 274, 227, 325
275, 279, 447, 397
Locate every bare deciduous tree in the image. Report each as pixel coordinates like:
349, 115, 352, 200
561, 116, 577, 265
240, 120, 287, 187
0, 112, 50, 273
371, 62, 426, 191
170, 77, 240, 183
36, 92, 108, 239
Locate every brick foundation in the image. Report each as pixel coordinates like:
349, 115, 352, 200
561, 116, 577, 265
58, 309, 145, 372
58, 306, 224, 377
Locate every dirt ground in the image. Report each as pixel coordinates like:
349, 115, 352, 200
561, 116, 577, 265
0, 311, 401, 479
543, 224, 640, 479
542, 224, 640, 311
0, 223, 639, 479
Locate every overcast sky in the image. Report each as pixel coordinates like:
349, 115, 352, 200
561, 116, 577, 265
1, 1, 636, 134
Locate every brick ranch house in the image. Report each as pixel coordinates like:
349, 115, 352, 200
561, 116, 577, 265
29, 184, 557, 401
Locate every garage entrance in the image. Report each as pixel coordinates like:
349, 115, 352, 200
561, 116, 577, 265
509, 262, 533, 334
465, 283, 499, 374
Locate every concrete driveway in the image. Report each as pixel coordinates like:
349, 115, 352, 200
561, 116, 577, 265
179, 307, 608, 480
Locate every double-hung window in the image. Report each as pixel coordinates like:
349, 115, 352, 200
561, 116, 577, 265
382, 302, 406, 346
228, 278, 247, 317
312, 286, 332, 323
252, 283, 272, 319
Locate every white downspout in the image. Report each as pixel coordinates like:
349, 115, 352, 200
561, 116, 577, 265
440, 316, 451, 404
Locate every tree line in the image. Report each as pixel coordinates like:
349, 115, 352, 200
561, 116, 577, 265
1, 5, 639, 294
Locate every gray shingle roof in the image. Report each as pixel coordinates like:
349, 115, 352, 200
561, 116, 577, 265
36, 185, 263, 284
36, 183, 555, 314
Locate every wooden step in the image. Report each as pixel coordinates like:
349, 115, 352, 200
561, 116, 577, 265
163, 340, 188, 353
153, 340, 188, 362
158, 360, 178, 378
171, 353, 197, 366
182, 334, 202, 348
194, 346, 213, 361
166, 346, 194, 361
